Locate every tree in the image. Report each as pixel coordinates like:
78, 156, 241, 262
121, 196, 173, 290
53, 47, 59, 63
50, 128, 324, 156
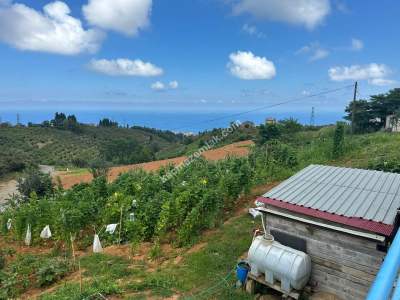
65, 115, 81, 133
51, 112, 66, 128
344, 88, 400, 133
88, 159, 110, 179
99, 118, 118, 127
17, 169, 54, 199
344, 100, 376, 133
279, 118, 303, 135
101, 139, 154, 164
332, 122, 345, 158
257, 123, 281, 145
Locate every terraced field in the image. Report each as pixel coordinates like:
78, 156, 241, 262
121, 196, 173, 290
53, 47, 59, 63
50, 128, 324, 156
56, 140, 254, 188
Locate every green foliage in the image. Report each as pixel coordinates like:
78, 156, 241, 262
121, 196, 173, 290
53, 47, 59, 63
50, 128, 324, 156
101, 138, 154, 165
368, 157, 400, 173
345, 88, 400, 133
149, 241, 162, 260
332, 122, 345, 158
0, 119, 190, 178
40, 278, 122, 300
17, 169, 54, 199
98, 118, 118, 127
279, 118, 303, 134
0, 254, 71, 298
88, 159, 110, 179
0, 254, 4, 270
0, 148, 29, 177
257, 123, 281, 144
80, 254, 133, 279
36, 259, 70, 287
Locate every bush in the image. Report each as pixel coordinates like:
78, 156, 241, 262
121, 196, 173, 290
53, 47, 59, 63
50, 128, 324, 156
36, 258, 70, 287
332, 122, 345, 158
0, 254, 5, 270
17, 169, 54, 199
88, 159, 110, 179
257, 123, 281, 145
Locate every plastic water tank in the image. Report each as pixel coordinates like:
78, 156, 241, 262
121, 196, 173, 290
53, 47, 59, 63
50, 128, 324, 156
248, 235, 311, 293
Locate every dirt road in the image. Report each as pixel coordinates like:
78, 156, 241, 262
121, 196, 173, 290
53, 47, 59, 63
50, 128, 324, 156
0, 165, 56, 207
57, 140, 254, 189
0, 179, 18, 207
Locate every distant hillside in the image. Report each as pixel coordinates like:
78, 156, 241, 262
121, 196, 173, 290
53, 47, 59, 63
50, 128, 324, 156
0, 124, 189, 177
0, 120, 261, 178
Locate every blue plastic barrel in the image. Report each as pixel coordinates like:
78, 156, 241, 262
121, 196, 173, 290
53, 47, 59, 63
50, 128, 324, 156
236, 261, 250, 284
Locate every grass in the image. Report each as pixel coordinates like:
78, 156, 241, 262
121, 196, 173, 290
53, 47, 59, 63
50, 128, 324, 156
37, 214, 257, 299
79, 253, 140, 280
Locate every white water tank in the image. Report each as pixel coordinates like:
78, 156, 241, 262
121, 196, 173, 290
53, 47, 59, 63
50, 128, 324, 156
248, 235, 311, 293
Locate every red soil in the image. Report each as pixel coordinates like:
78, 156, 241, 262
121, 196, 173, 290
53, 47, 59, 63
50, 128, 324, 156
56, 140, 254, 189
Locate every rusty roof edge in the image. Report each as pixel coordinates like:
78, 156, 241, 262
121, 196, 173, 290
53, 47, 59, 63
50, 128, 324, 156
256, 196, 394, 237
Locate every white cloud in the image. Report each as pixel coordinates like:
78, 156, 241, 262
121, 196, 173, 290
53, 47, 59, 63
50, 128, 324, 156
228, 51, 276, 80
89, 58, 163, 76
232, 0, 331, 30
369, 78, 396, 86
151, 81, 165, 91
242, 23, 265, 38
0, 1, 104, 55
351, 38, 363, 51
151, 80, 179, 91
169, 80, 179, 89
296, 42, 329, 61
83, 0, 152, 36
328, 63, 395, 86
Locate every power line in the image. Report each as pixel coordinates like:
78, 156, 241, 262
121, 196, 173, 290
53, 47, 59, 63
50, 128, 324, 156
171, 84, 354, 131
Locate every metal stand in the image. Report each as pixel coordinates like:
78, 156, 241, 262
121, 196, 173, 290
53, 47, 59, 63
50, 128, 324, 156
246, 273, 300, 300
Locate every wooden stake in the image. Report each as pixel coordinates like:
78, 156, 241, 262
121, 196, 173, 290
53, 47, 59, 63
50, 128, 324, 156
118, 206, 123, 244
70, 233, 76, 268
79, 260, 82, 293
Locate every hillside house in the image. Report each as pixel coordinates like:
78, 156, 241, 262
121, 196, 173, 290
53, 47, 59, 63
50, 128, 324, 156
255, 165, 400, 300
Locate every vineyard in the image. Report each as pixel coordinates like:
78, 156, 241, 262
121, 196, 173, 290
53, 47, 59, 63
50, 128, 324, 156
1, 128, 400, 299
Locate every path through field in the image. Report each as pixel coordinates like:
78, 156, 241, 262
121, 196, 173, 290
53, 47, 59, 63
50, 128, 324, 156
57, 140, 254, 189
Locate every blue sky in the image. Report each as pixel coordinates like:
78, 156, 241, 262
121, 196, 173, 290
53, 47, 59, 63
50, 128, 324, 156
0, 0, 399, 117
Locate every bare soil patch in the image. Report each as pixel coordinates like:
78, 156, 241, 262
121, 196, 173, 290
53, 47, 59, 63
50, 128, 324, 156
57, 140, 254, 189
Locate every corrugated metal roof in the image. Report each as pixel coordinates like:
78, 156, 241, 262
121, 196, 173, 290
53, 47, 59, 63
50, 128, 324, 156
257, 197, 393, 236
263, 164, 400, 226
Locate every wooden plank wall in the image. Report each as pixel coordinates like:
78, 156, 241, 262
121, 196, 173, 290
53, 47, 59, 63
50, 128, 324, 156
266, 214, 386, 300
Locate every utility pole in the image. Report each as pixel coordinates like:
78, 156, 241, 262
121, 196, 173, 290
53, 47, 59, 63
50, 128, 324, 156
310, 107, 315, 127
16, 113, 20, 126
351, 81, 358, 134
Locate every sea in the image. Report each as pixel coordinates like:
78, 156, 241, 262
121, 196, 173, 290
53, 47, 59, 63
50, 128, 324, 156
0, 109, 344, 133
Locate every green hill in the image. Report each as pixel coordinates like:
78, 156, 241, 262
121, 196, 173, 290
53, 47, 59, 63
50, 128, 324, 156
0, 124, 188, 178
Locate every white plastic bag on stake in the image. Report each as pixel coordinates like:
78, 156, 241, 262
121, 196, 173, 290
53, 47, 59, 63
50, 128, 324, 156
40, 225, 52, 239
25, 224, 31, 246
6, 219, 12, 230
93, 234, 103, 253
105, 224, 118, 234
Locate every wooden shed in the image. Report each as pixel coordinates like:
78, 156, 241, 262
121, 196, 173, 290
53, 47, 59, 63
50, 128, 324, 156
255, 164, 400, 300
